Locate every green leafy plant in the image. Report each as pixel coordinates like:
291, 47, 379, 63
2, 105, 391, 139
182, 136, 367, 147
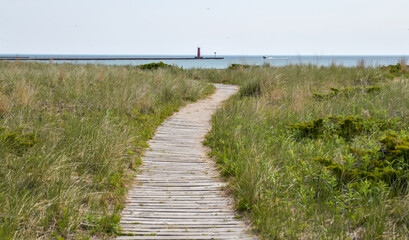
381, 63, 409, 79
137, 61, 174, 70
289, 118, 325, 139
0, 128, 37, 154
228, 64, 252, 70
313, 86, 380, 101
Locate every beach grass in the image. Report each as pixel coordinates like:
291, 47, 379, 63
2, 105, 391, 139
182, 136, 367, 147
199, 64, 409, 239
2, 60, 409, 239
0, 61, 214, 239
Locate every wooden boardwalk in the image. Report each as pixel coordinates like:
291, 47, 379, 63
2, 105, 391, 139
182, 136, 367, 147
117, 84, 256, 240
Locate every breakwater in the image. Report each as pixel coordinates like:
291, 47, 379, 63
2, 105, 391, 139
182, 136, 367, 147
0, 56, 224, 61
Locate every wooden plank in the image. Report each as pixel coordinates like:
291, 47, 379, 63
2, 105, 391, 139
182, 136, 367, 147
120, 215, 238, 220
121, 208, 234, 213
119, 233, 247, 237
120, 225, 246, 230
136, 180, 219, 183
120, 218, 242, 224
124, 199, 229, 203
118, 232, 247, 237
117, 236, 255, 240
120, 224, 247, 230
129, 187, 222, 191
123, 204, 231, 208
127, 190, 222, 193
123, 201, 234, 206
136, 184, 223, 188
125, 198, 226, 201
127, 194, 223, 198
124, 200, 229, 203
120, 228, 245, 234
120, 212, 236, 217
119, 221, 244, 226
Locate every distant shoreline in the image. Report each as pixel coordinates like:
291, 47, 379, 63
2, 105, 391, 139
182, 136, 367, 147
0, 57, 224, 61
0, 55, 406, 69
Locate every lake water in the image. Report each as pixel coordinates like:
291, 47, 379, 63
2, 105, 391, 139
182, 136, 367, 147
1, 54, 408, 69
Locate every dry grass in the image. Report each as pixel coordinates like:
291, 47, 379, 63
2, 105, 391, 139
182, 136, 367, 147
13, 81, 36, 107
400, 58, 407, 71
357, 58, 365, 68
291, 87, 308, 113
0, 61, 214, 239
0, 93, 10, 115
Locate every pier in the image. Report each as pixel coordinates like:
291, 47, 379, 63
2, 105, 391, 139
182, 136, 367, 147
0, 48, 224, 61
0, 56, 224, 61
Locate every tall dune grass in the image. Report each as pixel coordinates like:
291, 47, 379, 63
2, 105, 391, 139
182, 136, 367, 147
201, 65, 409, 239
3, 61, 408, 239
0, 62, 214, 239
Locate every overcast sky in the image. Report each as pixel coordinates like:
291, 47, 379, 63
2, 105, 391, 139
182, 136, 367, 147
1, 0, 408, 55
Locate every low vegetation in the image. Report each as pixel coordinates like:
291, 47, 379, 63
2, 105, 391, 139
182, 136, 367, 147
199, 63, 409, 239
312, 86, 380, 101
0, 61, 213, 239
382, 62, 409, 79
3, 59, 409, 239
136, 61, 174, 70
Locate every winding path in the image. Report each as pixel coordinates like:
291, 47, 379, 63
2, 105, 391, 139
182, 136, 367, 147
117, 84, 255, 240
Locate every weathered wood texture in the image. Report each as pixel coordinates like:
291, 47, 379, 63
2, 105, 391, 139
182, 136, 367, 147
118, 84, 256, 239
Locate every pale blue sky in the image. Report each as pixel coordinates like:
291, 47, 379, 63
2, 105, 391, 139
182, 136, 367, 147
1, 0, 408, 55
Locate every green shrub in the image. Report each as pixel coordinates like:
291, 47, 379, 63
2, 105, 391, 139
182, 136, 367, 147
335, 116, 365, 141
379, 131, 409, 163
289, 115, 401, 141
385, 63, 402, 74
313, 86, 380, 101
381, 63, 409, 78
137, 61, 173, 70
315, 131, 409, 191
289, 115, 366, 140
0, 128, 37, 154
289, 118, 325, 139
228, 64, 252, 70
290, 116, 409, 187
316, 157, 400, 184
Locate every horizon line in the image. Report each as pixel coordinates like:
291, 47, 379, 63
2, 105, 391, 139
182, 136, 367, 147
1, 53, 409, 57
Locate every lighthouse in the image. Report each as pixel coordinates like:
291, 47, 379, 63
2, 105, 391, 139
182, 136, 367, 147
197, 47, 201, 59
